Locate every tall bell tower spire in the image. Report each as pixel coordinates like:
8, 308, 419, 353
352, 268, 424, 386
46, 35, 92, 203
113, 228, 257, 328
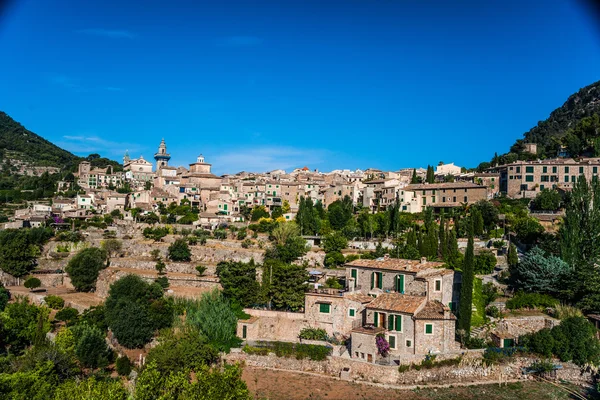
154, 138, 171, 170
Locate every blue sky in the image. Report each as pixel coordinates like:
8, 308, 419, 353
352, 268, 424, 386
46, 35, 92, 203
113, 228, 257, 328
1, 0, 599, 174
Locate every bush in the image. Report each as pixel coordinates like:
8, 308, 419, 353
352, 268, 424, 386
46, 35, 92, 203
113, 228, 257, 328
482, 347, 518, 366
325, 277, 343, 289
237, 228, 247, 241
168, 238, 191, 261
213, 229, 227, 240
195, 265, 207, 276
241, 239, 253, 249
45, 295, 65, 310
187, 236, 198, 245
344, 254, 360, 263
116, 355, 133, 376
66, 247, 107, 292
324, 251, 345, 268
55, 307, 80, 324
155, 259, 166, 275
553, 303, 583, 320
528, 359, 555, 374
252, 341, 332, 361
242, 345, 269, 356
322, 232, 348, 253
474, 250, 497, 274
506, 292, 558, 310
24, 277, 41, 291
73, 323, 111, 369
486, 305, 501, 318
155, 276, 169, 289
298, 327, 327, 341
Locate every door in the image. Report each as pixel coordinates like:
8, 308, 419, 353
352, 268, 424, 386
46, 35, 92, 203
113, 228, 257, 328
242, 325, 247, 339
367, 354, 373, 363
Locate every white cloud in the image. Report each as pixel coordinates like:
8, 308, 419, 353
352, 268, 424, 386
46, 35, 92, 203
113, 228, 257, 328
77, 28, 136, 39
211, 146, 330, 174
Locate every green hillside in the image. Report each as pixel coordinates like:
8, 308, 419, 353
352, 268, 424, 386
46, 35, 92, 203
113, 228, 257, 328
480, 80, 600, 169
0, 111, 122, 172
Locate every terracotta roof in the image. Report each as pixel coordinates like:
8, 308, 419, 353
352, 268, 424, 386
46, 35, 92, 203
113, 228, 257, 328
415, 268, 454, 278
346, 258, 445, 273
366, 293, 425, 314
344, 292, 374, 304
414, 301, 455, 320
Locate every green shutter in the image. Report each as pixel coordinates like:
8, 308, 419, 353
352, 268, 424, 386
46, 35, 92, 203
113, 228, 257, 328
349, 309, 355, 317
395, 315, 402, 332
351, 269, 357, 280
319, 303, 330, 313
377, 272, 383, 289
398, 275, 404, 294
425, 324, 433, 334
373, 312, 379, 327
388, 315, 394, 331
388, 335, 396, 349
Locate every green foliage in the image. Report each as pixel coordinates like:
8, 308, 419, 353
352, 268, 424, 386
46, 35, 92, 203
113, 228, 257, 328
135, 361, 251, 400
73, 324, 111, 369
145, 327, 219, 375
0, 228, 53, 277
100, 239, 122, 260
520, 317, 600, 366
105, 275, 173, 348
167, 238, 191, 261
241, 238, 253, 248
236, 228, 247, 240
185, 290, 240, 352
458, 226, 475, 333
0, 297, 50, 354
24, 277, 41, 291
506, 292, 558, 310
115, 355, 132, 376
216, 260, 260, 307
66, 247, 107, 292
482, 347, 518, 366
79, 305, 108, 333
296, 196, 321, 235
322, 231, 348, 253
53, 377, 128, 400
324, 277, 343, 289
154, 276, 169, 289
327, 197, 353, 231
474, 250, 497, 274
44, 295, 64, 310
242, 345, 269, 356
195, 265, 207, 276
0, 282, 9, 312
55, 307, 79, 324
298, 327, 327, 341
512, 216, 544, 244
155, 259, 166, 275
507, 242, 519, 268
267, 262, 309, 311
324, 251, 345, 268
251, 205, 270, 221
213, 229, 227, 240
553, 303, 583, 320
264, 234, 308, 263
142, 227, 169, 241
250, 341, 332, 361
510, 247, 570, 295
531, 189, 562, 211
426, 165, 435, 184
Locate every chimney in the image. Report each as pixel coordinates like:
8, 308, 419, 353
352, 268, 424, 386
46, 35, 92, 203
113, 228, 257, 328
420, 257, 427, 264
384, 253, 390, 260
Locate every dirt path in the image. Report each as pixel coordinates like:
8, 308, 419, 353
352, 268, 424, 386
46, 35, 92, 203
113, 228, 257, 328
241, 365, 586, 400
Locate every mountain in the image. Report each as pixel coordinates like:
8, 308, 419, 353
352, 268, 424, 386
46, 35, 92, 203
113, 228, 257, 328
0, 111, 122, 173
481, 80, 600, 169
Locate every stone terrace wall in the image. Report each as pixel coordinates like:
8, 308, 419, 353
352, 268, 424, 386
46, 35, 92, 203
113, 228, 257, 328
224, 352, 593, 387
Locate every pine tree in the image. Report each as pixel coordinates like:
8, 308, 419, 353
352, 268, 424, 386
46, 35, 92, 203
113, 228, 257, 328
458, 221, 475, 334
410, 169, 419, 184
426, 165, 435, 184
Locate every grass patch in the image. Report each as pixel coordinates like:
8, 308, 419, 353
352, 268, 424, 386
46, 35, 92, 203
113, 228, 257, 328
471, 278, 486, 327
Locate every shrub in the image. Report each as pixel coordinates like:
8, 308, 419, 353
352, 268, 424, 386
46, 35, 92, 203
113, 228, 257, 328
298, 327, 327, 341
66, 247, 107, 292
55, 307, 80, 324
553, 303, 583, 320
474, 250, 497, 274
482, 347, 518, 365
24, 277, 41, 291
187, 236, 198, 245
398, 364, 411, 373
155, 276, 169, 289
324, 251, 345, 268
73, 323, 111, 369
486, 305, 501, 318
344, 254, 360, 263
195, 265, 207, 276
243, 345, 269, 356
116, 355, 133, 376
252, 341, 332, 361
155, 259, 166, 275
45, 295, 65, 310
237, 228, 247, 241
241, 239, 253, 249
528, 359, 555, 374
325, 277, 343, 289
213, 229, 227, 240
150, 249, 161, 261
168, 238, 191, 261
506, 292, 558, 310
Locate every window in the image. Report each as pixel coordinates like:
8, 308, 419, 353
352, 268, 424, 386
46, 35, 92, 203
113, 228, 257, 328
525, 166, 533, 173
565, 166, 569, 173
432, 196, 436, 203
453, 196, 457, 202
425, 324, 433, 335
432, 190, 436, 195
351, 269, 357, 280
516, 166, 521, 173
564, 175, 569, 183
395, 275, 405, 294
371, 272, 383, 290
242, 325, 247, 339
442, 197, 446, 203
319, 303, 330, 313
422, 197, 426, 206
542, 166, 547, 173
388, 335, 396, 349
525, 175, 534, 182
571, 175, 576, 183
552, 166, 557, 173
580, 167, 584, 174
540, 185, 544, 191
434, 279, 441, 291
595, 167, 598, 174
406, 340, 412, 348
541, 175, 549, 182
349, 308, 356, 317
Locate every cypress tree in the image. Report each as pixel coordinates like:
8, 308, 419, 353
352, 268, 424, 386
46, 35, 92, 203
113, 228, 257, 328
446, 228, 458, 266
406, 228, 417, 249
458, 220, 475, 334
410, 169, 419, 184
507, 242, 518, 268
426, 165, 435, 184
439, 213, 446, 260
472, 209, 484, 236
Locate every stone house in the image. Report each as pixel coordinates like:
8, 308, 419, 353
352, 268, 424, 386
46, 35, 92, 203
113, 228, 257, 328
402, 182, 488, 212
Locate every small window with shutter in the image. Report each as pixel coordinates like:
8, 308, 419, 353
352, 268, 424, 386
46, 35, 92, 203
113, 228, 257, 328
425, 324, 433, 335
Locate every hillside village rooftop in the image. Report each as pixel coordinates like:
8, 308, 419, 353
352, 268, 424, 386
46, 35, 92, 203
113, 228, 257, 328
346, 258, 445, 273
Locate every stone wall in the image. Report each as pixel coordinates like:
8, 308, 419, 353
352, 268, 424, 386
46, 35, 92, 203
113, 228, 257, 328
493, 315, 560, 338
224, 351, 594, 387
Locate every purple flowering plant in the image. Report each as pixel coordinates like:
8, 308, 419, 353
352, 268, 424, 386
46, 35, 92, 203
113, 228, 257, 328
375, 334, 390, 357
